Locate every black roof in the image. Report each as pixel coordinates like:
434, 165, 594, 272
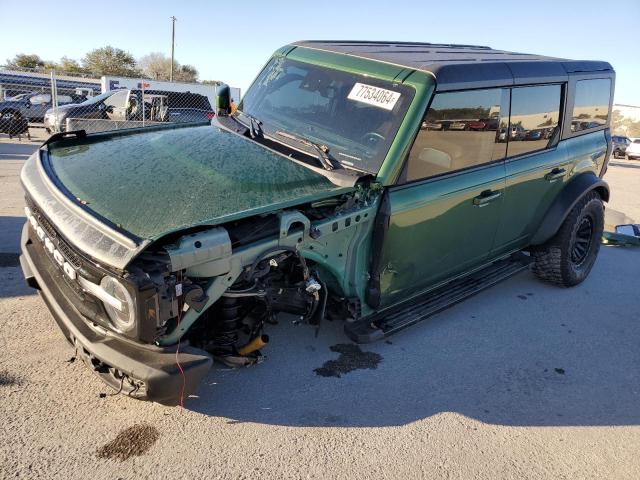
292, 41, 614, 91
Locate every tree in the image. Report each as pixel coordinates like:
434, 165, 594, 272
138, 53, 198, 82
6, 54, 45, 70
202, 80, 222, 86
58, 56, 87, 75
82, 46, 140, 77
175, 64, 198, 83
138, 52, 174, 80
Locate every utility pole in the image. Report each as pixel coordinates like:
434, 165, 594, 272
170, 16, 177, 82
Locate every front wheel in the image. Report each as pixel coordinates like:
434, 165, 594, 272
531, 191, 604, 287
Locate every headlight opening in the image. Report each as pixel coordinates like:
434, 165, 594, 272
100, 276, 135, 332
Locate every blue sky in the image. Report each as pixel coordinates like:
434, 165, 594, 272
1, 0, 639, 105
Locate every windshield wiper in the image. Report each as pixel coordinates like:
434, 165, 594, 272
274, 130, 335, 171
236, 111, 263, 139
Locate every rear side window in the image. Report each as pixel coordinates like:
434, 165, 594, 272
571, 79, 611, 133
402, 88, 508, 182
507, 84, 562, 157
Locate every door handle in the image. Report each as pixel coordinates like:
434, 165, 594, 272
544, 168, 566, 181
473, 190, 502, 207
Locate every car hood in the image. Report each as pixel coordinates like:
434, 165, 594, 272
45, 124, 352, 241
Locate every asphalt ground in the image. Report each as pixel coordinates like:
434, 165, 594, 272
1, 131, 639, 479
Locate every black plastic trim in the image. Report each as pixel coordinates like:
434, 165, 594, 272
365, 190, 390, 309
530, 172, 609, 245
20, 224, 212, 405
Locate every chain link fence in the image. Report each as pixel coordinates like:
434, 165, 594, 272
0, 66, 234, 139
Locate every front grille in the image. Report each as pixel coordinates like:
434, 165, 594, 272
25, 195, 83, 270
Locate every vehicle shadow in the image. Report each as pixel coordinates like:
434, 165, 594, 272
187, 246, 640, 428
0, 216, 25, 256
0, 216, 34, 298
609, 161, 640, 170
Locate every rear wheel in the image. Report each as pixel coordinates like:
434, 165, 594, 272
531, 191, 604, 287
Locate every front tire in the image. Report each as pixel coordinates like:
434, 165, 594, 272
531, 191, 604, 287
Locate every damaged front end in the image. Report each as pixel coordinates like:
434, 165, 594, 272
20, 137, 380, 404
150, 187, 380, 374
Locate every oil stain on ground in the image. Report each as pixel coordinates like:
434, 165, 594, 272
0, 370, 21, 386
97, 424, 160, 461
314, 344, 382, 378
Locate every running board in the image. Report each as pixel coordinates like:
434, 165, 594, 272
344, 253, 532, 344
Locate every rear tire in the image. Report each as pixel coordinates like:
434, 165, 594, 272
531, 191, 604, 287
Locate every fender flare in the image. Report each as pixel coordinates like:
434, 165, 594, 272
530, 172, 609, 246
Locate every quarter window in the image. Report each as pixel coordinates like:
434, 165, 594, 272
571, 79, 611, 132
402, 88, 508, 182
507, 84, 562, 157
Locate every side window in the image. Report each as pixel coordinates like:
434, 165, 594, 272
103, 90, 129, 108
508, 84, 562, 157
571, 79, 611, 132
57, 95, 73, 104
30, 94, 51, 104
402, 88, 508, 182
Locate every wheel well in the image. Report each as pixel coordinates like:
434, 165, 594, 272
530, 173, 609, 246
594, 185, 609, 203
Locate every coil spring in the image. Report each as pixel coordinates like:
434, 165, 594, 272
211, 296, 241, 351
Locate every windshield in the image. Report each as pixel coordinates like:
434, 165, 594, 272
238, 57, 414, 173
77, 90, 121, 106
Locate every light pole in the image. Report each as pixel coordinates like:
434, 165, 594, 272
170, 16, 177, 82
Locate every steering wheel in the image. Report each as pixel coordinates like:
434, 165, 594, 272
360, 132, 385, 145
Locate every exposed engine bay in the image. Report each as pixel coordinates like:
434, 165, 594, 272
126, 187, 378, 373
187, 246, 325, 367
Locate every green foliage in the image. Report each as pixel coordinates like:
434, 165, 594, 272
82, 46, 140, 77
175, 64, 198, 83
7, 48, 214, 84
138, 52, 199, 82
6, 54, 45, 70
58, 56, 88, 75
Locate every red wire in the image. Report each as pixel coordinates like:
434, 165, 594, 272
175, 271, 186, 408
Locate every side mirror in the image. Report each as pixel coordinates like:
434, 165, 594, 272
97, 103, 106, 112
216, 84, 230, 116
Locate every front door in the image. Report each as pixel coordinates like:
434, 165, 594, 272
375, 87, 510, 308
103, 89, 130, 121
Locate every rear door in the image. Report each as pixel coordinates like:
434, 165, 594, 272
491, 84, 569, 255
377, 88, 510, 307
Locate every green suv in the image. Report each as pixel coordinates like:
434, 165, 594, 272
19, 41, 614, 404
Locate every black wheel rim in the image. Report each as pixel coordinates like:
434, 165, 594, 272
571, 216, 593, 265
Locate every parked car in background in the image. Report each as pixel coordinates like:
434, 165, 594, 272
0, 92, 84, 124
612, 135, 632, 159
44, 89, 215, 132
625, 139, 640, 160
524, 129, 544, 141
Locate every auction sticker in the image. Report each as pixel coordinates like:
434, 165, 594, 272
347, 83, 401, 111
